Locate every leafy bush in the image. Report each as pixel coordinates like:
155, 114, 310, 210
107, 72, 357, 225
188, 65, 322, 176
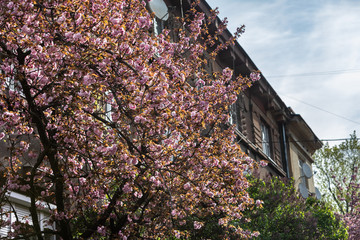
241, 175, 348, 240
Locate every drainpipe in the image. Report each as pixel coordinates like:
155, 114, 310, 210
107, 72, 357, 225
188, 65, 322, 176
231, 52, 238, 128
180, 0, 184, 18
280, 122, 290, 177
249, 92, 255, 144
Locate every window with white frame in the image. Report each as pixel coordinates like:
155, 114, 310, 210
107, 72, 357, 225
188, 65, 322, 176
261, 122, 271, 157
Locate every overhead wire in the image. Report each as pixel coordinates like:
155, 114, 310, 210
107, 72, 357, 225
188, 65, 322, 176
253, 138, 360, 144
244, 68, 360, 144
268, 68, 360, 78
264, 68, 360, 125
280, 94, 360, 126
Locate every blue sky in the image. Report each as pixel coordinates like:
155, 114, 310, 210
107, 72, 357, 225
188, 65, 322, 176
206, 0, 360, 144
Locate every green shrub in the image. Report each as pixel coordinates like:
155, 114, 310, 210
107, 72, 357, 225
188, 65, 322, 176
241, 175, 348, 240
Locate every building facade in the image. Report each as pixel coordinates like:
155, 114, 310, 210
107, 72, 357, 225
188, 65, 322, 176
165, 0, 323, 195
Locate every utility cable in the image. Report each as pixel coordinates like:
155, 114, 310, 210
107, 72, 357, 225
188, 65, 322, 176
281, 94, 360, 126
254, 138, 360, 144
268, 68, 360, 78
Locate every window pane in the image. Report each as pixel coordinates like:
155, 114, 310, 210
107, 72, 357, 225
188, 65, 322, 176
261, 123, 271, 156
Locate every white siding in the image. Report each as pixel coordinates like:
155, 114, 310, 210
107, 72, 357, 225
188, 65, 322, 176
0, 192, 56, 238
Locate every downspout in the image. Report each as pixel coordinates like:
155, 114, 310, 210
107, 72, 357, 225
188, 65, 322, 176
232, 51, 236, 80
231, 52, 238, 129
280, 122, 290, 177
180, 0, 184, 18
249, 92, 254, 145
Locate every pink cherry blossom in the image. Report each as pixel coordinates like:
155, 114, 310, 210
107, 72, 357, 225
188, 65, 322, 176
194, 221, 203, 230
0, 0, 259, 238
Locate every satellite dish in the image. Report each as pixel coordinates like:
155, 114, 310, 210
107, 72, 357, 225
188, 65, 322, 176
315, 187, 322, 200
303, 162, 313, 178
299, 182, 309, 199
148, 0, 169, 20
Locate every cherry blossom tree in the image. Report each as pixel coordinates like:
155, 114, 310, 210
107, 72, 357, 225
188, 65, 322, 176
314, 132, 360, 239
0, 0, 260, 239
342, 182, 360, 240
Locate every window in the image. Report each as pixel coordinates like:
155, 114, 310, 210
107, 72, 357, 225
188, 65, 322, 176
3, 64, 25, 98
148, 0, 169, 36
95, 91, 113, 122
104, 92, 112, 122
154, 17, 165, 36
228, 104, 237, 126
261, 122, 271, 156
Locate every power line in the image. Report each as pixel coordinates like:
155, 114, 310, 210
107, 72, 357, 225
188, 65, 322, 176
321, 138, 360, 142
268, 68, 360, 78
252, 138, 360, 144
281, 94, 360, 126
